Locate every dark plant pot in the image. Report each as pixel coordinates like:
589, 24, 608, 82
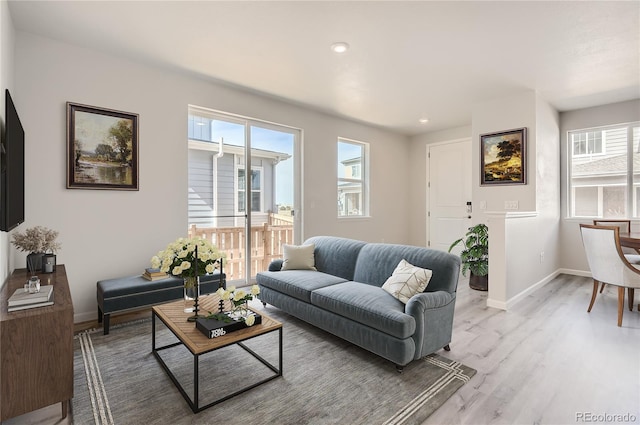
26, 252, 44, 273
469, 273, 488, 291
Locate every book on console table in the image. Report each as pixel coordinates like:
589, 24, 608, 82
7, 285, 54, 312
196, 312, 262, 338
8, 285, 54, 306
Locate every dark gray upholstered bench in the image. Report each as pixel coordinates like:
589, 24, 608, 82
97, 271, 225, 335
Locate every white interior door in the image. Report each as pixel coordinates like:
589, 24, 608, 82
428, 139, 472, 252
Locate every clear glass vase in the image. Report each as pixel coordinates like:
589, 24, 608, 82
229, 302, 249, 321
183, 276, 200, 313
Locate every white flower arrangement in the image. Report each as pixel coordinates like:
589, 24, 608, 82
150, 237, 223, 279
214, 284, 261, 326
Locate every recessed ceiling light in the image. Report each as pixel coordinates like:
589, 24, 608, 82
331, 42, 349, 53
419, 118, 430, 124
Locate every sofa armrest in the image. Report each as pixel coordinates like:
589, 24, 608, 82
405, 291, 457, 360
405, 291, 454, 312
268, 259, 284, 271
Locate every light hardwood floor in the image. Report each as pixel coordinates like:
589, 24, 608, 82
6, 273, 640, 424
424, 273, 640, 425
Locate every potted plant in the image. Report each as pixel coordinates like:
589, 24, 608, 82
448, 223, 488, 291
11, 226, 61, 273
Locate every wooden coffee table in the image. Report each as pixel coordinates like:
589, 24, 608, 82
151, 295, 282, 413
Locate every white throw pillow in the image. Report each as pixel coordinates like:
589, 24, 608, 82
382, 259, 433, 304
281, 244, 317, 271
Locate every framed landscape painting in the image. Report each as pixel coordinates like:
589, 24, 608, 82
67, 103, 139, 190
480, 127, 527, 185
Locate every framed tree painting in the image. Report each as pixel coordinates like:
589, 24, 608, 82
67, 102, 139, 190
480, 127, 527, 185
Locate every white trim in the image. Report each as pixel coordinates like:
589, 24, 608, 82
484, 211, 538, 219
487, 268, 592, 311
558, 268, 592, 278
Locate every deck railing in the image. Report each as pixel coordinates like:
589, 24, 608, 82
188, 221, 293, 282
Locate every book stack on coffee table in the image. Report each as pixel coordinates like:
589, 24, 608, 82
7, 285, 54, 312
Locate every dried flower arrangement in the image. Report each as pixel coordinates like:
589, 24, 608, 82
11, 226, 61, 253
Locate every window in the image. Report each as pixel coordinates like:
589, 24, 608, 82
568, 122, 640, 218
237, 166, 263, 213
572, 130, 604, 156
337, 138, 369, 217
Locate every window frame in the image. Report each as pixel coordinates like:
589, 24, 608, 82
567, 121, 640, 219
337, 137, 370, 218
571, 129, 606, 158
235, 163, 264, 214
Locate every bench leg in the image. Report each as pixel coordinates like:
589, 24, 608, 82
98, 306, 103, 323
103, 314, 110, 335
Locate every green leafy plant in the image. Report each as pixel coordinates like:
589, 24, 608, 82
448, 223, 488, 277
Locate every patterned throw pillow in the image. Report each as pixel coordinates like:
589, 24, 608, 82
382, 259, 433, 303
281, 244, 317, 271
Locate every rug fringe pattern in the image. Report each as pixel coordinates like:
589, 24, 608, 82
383, 355, 471, 425
78, 331, 115, 425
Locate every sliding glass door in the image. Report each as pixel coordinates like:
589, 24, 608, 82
187, 106, 300, 286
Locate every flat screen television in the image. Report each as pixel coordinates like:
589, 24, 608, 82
1, 89, 25, 231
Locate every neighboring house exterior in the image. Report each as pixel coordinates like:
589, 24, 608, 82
188, 138, 291, 228
570, 124, 640, 217
338, 156, 363, 216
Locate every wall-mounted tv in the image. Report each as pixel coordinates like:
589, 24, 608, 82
1, 89, 25, 231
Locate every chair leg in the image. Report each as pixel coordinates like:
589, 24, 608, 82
588, 280, 599, 313
599, 282, 606, 293
617, 287, 625, 327
628, 288, 635, 311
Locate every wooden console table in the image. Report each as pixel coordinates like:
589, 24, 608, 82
0, 265, 74, 421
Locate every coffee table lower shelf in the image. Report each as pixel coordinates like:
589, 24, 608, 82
151, 299, 283, 413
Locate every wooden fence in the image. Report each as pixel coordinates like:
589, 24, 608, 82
188, 222, 293, 282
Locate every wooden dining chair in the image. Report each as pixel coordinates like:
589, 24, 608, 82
579, 224, 640, 327
592, 220, 640, 292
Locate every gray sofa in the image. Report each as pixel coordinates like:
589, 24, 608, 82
256, 236, 461, 371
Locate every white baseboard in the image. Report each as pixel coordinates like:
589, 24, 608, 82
557, 268, 592, 278
74, 311, 97, 324
487, 267, 591, 311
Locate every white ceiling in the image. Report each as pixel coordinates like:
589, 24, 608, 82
8, 1, 640, 135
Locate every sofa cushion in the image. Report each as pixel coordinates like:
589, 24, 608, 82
304, 236, 367, 281
353, 243, 461, 293
310, 282, 416, 339
382, 259, 433, 303
256, 270, 347, 303
281, 244, 317, 271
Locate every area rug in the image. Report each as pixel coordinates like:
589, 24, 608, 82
72, 308, 475, 425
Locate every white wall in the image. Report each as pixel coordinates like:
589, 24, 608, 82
14, 31, 410, 322
408, 125, 472, 247
472, 91, 560, 308
559, 99, 640, 273
0, 0, 15, 288
473, 91, 537, 213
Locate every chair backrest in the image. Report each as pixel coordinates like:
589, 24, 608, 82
579, 224, 640, 289
593, 219, 631, 233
